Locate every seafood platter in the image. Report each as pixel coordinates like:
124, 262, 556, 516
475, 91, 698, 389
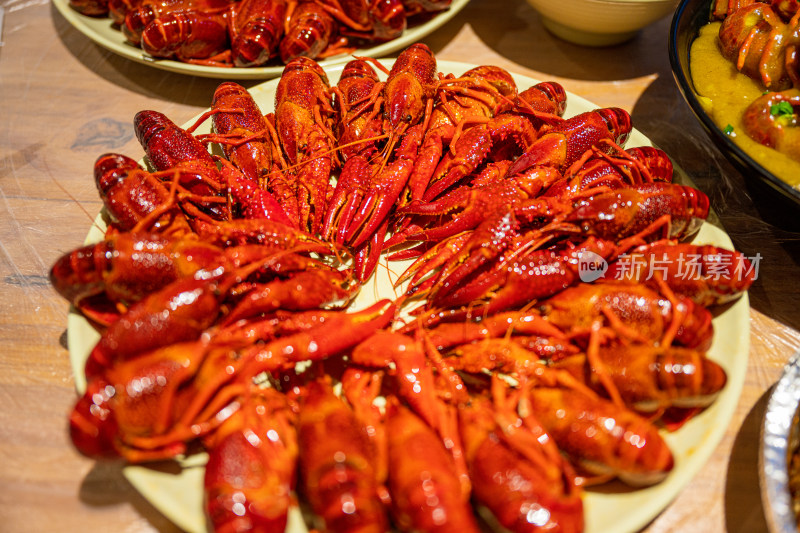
52, 0, 469, 78
670, 0, 800, 207
53, 41, 755, 533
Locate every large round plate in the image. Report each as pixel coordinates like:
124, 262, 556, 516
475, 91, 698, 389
67, 60, 751, 533
52, 0, 469, 79
668, 0, 800, 208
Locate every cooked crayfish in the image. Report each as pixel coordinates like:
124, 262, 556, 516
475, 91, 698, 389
203, 387, 299, 532
539, 280, 714, 351
459, 390, 584, 532
717, 1, 800, 90
76, 0, 458, 68
742, 88, 800, 162
274, 56, 338, 234
297, 376, 390, 532
53, 45, 756, 533
229, 0, 287, 66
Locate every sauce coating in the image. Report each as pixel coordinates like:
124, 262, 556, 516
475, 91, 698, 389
689, 22, 800, 186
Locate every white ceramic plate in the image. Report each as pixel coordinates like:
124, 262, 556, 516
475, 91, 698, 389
52, 0, 469, 79
67, 60, 751, 533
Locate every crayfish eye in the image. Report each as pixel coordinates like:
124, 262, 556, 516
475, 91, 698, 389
404, 114, 412, 122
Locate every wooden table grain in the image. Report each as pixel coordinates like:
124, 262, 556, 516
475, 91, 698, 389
2, 0, 800, 531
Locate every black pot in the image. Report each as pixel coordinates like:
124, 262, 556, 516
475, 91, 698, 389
668, 0, 800, 209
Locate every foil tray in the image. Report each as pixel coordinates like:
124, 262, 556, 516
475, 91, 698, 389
761, 352, 800, 533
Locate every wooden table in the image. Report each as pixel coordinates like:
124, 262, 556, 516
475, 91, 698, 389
3, 0, 800, 531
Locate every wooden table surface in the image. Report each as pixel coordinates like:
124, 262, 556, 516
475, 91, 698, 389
3, 0, 800, 531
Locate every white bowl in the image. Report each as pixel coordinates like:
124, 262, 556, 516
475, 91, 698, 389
526, 0, 679, 46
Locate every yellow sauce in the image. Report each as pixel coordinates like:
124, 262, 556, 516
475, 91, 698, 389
689, 22, 800, 186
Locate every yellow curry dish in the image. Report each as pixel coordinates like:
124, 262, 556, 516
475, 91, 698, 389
689, 0, 800, 188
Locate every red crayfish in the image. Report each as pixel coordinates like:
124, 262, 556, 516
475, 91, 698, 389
51, 44, 756, 533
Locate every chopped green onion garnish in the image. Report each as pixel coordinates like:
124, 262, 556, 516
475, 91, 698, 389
724, 124, 734, 135
770, 101, 794, 116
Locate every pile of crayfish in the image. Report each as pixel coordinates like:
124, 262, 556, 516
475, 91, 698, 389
68, 0, 452, 67
712, 0, 800, 160
52, 42, 756, 532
